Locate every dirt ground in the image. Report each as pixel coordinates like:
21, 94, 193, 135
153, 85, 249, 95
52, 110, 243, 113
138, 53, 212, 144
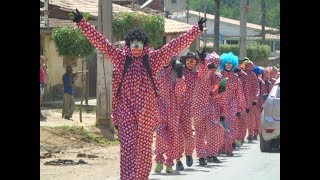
40, 107, 158, 180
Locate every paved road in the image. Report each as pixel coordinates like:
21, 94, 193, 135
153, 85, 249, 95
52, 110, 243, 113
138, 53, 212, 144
149, 141, 280, 180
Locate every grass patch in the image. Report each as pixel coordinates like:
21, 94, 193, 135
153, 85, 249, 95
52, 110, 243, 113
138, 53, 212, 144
58, 125, 119, 145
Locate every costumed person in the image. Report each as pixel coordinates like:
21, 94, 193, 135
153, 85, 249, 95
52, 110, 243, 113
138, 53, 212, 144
242, 58, 260, 143
154, 56, 186, 173
191, 48, 211, 166
175, 52, 199, 170
197, 51, 225, 164
234, 63, 248, 146
270, 66, 279, 86
219, 52, 245, 156
252, 65, 264, 140
72, 9, 206, 180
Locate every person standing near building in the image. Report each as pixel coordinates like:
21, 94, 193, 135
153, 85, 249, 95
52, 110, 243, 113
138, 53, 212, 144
40, 55, 47, 121
62, 65, 76, 120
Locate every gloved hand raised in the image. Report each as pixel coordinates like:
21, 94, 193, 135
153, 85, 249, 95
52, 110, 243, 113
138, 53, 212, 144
196, 47, 207, 63
198, 17, 207, 31
72, 9, 83, 23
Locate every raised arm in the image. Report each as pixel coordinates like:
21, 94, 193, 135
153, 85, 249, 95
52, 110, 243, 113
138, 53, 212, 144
73, 9, 124, 69
150, 18, 206, 73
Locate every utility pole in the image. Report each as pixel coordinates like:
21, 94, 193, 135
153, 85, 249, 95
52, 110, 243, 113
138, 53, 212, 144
203, 0, 208, 47
213, 0, 220, 53
239, 0, 248, 60
44, 0, 49, 27
186, 0, 189, 23
96, 0, 113, 130
261, 0, 266, 44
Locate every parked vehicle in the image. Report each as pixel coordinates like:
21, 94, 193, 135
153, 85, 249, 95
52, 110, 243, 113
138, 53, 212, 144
260, 78, 280, 152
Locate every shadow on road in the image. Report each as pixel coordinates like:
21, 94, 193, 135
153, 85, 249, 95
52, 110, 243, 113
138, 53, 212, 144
183, 168, 210, 173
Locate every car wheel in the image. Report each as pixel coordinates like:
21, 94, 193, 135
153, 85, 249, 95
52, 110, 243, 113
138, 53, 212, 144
260, 133, 272, 152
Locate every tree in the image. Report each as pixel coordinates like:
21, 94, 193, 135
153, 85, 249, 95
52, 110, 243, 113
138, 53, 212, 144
214, 0, 220, 53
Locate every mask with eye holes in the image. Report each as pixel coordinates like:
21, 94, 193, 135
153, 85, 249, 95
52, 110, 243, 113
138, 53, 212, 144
180, 52, 199, 70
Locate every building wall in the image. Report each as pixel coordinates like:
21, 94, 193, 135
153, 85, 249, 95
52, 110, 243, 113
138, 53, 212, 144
41, 33, 84, 95
164, 0, 186, 13
170, 14, 261, 37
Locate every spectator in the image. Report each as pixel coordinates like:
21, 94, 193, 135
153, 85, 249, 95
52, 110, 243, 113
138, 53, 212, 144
62, 65, 76, 120
40, 55, 47, 121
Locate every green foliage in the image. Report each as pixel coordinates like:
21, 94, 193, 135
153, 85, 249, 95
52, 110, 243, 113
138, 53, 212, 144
188, 0, 280, 29
112, 12, 165, 48
52, 27, 96, 60
205, 44, 270, 61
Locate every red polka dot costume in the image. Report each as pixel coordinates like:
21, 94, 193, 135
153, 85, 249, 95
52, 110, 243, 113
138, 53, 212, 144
219, 53, 245, 155
176, 69, 196, 160
270, 67, 279, 86
155, 65, 186, 167
205, 71, 226, 158
234, 69, 248, 143
243, 61, 260, 141
255, 67, 273, 136
192, 54, 216, 159
77, 19, 202, 180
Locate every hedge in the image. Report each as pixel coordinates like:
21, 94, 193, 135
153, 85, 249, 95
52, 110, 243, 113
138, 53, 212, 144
205, 44, 270, 61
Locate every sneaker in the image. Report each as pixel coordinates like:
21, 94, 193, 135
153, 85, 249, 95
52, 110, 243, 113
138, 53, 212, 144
186, 155, 193, 167
212, 156, 222, 163
176, 160, 184, 171
165, 165, 173, 173
226, 152, 234, 157
154, 163, 163, 173
199, 158, 207, 166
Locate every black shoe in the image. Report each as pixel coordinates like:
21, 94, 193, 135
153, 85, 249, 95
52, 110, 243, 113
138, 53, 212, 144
253, 135, 258, 140
186, 155, 193, 167
207, 156, 213, 162
232, 142, 236, 149
199, 158, 207, 166
220, 149, 226, 154
226, 152, 234, 157
176, 160, 184, 171
248, 136, 253, 143
241, 140, 245, 145
212, 156, 222, 163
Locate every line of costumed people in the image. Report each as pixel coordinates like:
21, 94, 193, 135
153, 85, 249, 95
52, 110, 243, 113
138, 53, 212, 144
72, 8, 280, 180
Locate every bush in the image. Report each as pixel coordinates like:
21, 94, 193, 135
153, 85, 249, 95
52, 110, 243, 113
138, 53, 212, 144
205, 44, 270, 62
112, 12, 165, 48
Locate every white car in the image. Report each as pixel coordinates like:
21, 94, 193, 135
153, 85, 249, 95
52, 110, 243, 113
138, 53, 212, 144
260, 77, 280, 152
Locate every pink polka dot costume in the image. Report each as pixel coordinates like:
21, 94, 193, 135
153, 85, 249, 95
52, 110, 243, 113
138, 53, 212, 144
154, 59, 186, 167
219, 53, 245, 155
234, 68, 248, 143
243, 60, 260, 141
76, 17, 203, 179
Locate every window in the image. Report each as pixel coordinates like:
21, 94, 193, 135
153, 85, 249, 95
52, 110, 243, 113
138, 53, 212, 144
172, 0, 177, 4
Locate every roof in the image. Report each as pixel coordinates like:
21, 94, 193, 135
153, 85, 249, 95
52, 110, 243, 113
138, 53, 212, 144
188, 10, 279, 31
224, 34, 280, 40
40, 17, 76, 29
40, 0, 193, 34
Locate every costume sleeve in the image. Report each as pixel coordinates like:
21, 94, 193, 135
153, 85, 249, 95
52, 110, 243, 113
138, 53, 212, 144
149, 24, 202, 73
252, 75, 260, 103
77, 19, 124, 70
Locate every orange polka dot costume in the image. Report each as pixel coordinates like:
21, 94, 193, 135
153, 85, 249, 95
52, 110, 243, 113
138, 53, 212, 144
76, 16, 203, 179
